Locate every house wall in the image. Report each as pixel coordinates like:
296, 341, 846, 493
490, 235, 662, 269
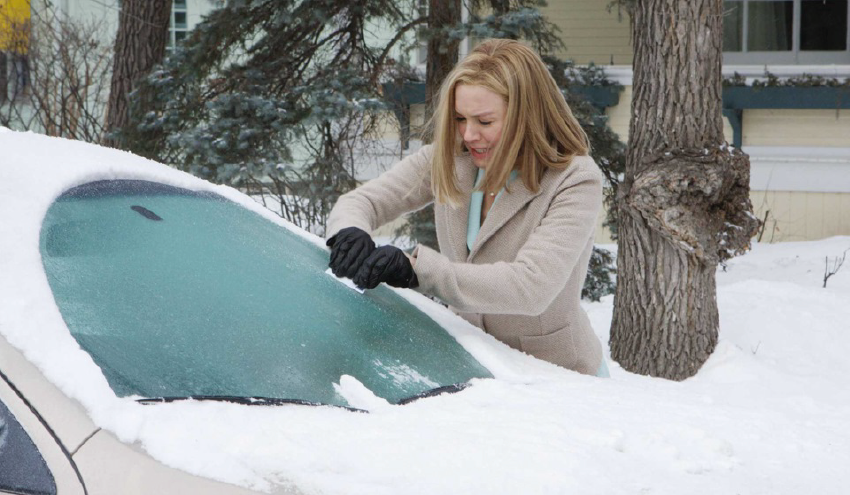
8, 0, 846, 244
0, 0, 217, 135
55, 0, 217, 41
742, 109, 850, 146
538, 0, 633, 65
752, 190, 850, 242
541, 1, 850, 244
594, 89, 850, 244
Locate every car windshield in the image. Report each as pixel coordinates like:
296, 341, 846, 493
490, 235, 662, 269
39, 180, 492, 408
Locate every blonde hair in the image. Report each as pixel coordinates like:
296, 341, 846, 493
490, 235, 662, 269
428, 39, 589, 206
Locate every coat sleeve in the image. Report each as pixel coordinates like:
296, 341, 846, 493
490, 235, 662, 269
412, 162, 602, 316
326, 145, 435, 239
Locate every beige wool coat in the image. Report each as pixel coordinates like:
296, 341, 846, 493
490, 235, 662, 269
326, 144, 604, 375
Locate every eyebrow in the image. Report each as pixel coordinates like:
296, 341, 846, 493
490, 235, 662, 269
454, 111, 497, 118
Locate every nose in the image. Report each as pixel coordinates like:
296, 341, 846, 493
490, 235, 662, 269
462, 123, 480, 143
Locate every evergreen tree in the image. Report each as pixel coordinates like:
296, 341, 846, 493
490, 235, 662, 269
122, 0, 427, 231
122, 0, 622, 299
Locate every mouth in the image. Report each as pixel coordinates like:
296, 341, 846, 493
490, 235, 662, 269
468, 146, 490, 159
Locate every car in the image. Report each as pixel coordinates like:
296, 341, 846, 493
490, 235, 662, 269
1, 128, 569, 494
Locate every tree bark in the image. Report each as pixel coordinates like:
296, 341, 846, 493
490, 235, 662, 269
609, 0, 760, 380
104, 0, 172, 148
424, 0, 461, 141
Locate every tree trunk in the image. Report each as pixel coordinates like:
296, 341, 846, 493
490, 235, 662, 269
104, 0, 172, 148
609, 0, 760, 380
425, 0, 461, 140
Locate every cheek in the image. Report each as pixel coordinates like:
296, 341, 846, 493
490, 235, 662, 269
487, 125, 503, 144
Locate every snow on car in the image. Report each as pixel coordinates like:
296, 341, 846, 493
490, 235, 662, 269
2, 128, 849, 495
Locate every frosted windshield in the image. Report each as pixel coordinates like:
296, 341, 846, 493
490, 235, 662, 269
39, 180, 491, 408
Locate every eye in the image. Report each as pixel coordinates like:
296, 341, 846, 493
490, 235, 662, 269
455, 117, 466, 122
479, 121, 492, 126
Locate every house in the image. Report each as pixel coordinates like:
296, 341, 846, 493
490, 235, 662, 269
0, 0, 215, 136
4, 0, 847, 242
390, 1, 850, 243
541, 0, 850, 243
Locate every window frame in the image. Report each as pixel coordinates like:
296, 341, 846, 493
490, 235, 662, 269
723, 0, 850, 65
167, 0, 189, 52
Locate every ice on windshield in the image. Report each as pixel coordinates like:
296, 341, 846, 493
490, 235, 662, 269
39, 180, 492, 408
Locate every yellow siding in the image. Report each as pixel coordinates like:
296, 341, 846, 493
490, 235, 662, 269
751, 190, 850, 242
540, 0, 633, 65
722, 114, 734, 144
594, 207, 615, 244
742, 109, 850, 147
788, 193, 810, 240
804, 193, 824, 240
842, 194, 850, 234
372, 111, 401, 140
0, 0, 30, 52
605, 85, 632, 143
823, 193, 842, 236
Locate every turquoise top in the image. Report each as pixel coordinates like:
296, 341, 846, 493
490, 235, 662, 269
467, 169, 519, 251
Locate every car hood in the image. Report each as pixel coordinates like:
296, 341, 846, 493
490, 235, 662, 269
0, 128, 559, 493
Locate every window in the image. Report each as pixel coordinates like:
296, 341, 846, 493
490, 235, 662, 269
0, 52, 6, 103
0, 51, 29, 101
0, 397, 57, 495
723, 0, 850, 64
40, 180, 492, 410
416, 0, 428, 65
168, 0, 189, 51
801, 0, 848, 49
0, 0, 31, 100
12, 52, 29, 97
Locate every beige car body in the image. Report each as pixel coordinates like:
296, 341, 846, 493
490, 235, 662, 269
0, 334, 301, 495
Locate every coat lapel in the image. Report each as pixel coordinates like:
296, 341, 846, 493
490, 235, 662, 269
445, 154, 477, 260
468, 168, 550, 260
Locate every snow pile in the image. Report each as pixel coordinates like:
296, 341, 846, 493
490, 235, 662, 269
1, 129, 849, 494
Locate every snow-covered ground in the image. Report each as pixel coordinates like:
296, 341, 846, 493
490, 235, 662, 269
2, 128, 849, 494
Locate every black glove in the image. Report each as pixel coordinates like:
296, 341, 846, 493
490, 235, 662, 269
353, 245, 419, 290
326, 227, 375, 279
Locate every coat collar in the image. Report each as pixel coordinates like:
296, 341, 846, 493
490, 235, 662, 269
445, 154, 476, 260
447, 154, 550, 261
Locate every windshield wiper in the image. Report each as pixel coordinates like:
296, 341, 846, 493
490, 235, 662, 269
397, 383, 469, 405
136, 395, 365, 412
137, 383, 471, 411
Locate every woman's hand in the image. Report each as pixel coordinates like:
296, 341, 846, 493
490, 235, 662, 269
353, 246, 419, 289
326, 227, 376, 278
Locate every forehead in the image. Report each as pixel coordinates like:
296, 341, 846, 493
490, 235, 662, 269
454, 84, 506, 116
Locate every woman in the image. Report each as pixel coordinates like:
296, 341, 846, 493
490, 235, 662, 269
326, 39, 608, 377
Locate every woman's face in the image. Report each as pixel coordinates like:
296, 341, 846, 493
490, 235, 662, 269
454, 84, 507, 169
